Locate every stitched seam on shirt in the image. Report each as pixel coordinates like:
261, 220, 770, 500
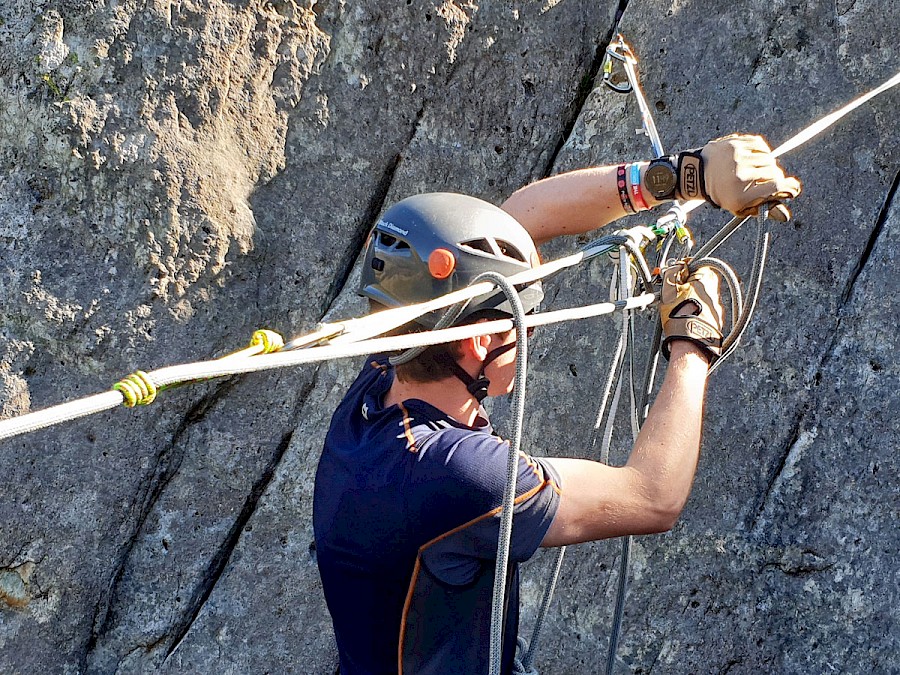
398, 556, 422, 675
397, 480, 553, 672
519, 451, 544, 481
397, 402, 419, 453
521, 452, 563, 496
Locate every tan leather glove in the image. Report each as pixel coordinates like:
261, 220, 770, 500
677, 134, 802, 222
659, 261, 724, 363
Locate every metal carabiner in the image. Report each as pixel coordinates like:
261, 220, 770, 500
653, 203, 693, 247
602, 35, 634, 94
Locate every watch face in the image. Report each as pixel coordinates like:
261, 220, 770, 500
645, 162, 677, 199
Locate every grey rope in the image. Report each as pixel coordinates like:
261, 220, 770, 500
517, 220, 760, 674
710, 218, 771, 373
604, 254, 641, 675
606, 535, 633, 675
626, 284, 640, 442
520, 544, 566, 671
475, 271, 530, 675
620, 239, 656, 295
637, 320, 663, 421
602, 367, 627, 465
519, 247, 638, 674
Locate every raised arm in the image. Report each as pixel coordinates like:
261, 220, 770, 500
501, 134, 802, 246
500, 164, 640, 245
541, 341, 708, 545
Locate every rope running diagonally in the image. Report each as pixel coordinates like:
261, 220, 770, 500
0, 290, 657, 443
4, 55, 899, 443
517, 33, 889, 673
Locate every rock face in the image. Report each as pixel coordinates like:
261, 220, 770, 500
0, 0, 897, 672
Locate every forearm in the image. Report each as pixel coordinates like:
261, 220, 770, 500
505, 134, 802, 247
624, 341, 709, 523
500, 162, 662, 245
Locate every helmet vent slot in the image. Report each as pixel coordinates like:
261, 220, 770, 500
376, 232, 409, 250
496, 240, 525, 262
460, 238, 494, 255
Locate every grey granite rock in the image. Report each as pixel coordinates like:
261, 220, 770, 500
0, 0, 897, 673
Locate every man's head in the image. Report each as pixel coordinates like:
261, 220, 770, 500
359, 193, 542, 399
359, 192, 543, 326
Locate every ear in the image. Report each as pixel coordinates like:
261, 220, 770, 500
459, 333, 492, 362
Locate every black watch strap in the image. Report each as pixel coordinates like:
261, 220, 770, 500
644, 156, 679, 201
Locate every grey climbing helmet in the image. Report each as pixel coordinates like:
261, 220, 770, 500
359, 192, 543, 327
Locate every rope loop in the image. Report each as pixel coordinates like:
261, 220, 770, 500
113, 370, 158, 407
513, 636, 540, 675
250, 329, 284, 354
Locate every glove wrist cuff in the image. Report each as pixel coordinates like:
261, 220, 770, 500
675, 150, 717, 207
661, 335, 719, 365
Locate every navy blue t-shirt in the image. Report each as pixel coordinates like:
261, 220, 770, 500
313, 357, 561, 675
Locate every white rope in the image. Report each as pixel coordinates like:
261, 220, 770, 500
7, 70, 895, 442
0, 392, 125, 440
676, 68, 900, 218
772, 70, 900, 158
298, 249, 595, 349
151, 295, 656, 386
0, 293, 658, 442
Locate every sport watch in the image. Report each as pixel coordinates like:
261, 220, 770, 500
643, 156, 679, 201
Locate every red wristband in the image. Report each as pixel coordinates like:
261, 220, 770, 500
629, 162, 649, 211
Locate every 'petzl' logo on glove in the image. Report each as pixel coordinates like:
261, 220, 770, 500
678, 153, 704, 201
683, 164, 698, 198
685, 318, 717, 342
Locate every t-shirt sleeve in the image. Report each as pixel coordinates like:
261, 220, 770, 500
418, 431, 562, 586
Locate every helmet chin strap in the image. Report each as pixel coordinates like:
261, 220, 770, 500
438, 342, 516, 403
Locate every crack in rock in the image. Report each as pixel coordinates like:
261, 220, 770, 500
163, 427, 298, 661
839, 168, 899, 306
544, 0, 627, 176
322, 105, 424, 315
747, 406, 809, 532
82, 380, 237, 667
163, 370, 320, 662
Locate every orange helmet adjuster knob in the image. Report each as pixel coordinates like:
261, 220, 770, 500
428, 248, 456, 279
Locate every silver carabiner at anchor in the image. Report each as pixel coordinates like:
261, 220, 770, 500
602, 37, 633, 94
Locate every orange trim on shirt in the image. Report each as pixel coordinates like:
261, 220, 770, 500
519, 451, 543, 480
397, 479, 553, 673
397, 402, 418, 453
398, 556, 423, 674
522, 452, 563, 495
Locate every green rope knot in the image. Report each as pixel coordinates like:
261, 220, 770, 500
250, 329, 284, 354
113, 370, 158, 407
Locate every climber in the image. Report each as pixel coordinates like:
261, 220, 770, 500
312, 134, 800, 675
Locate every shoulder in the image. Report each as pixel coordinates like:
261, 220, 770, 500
335, 355, 393, 410
416, 425, 505, 465
419, 427, 559, 502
